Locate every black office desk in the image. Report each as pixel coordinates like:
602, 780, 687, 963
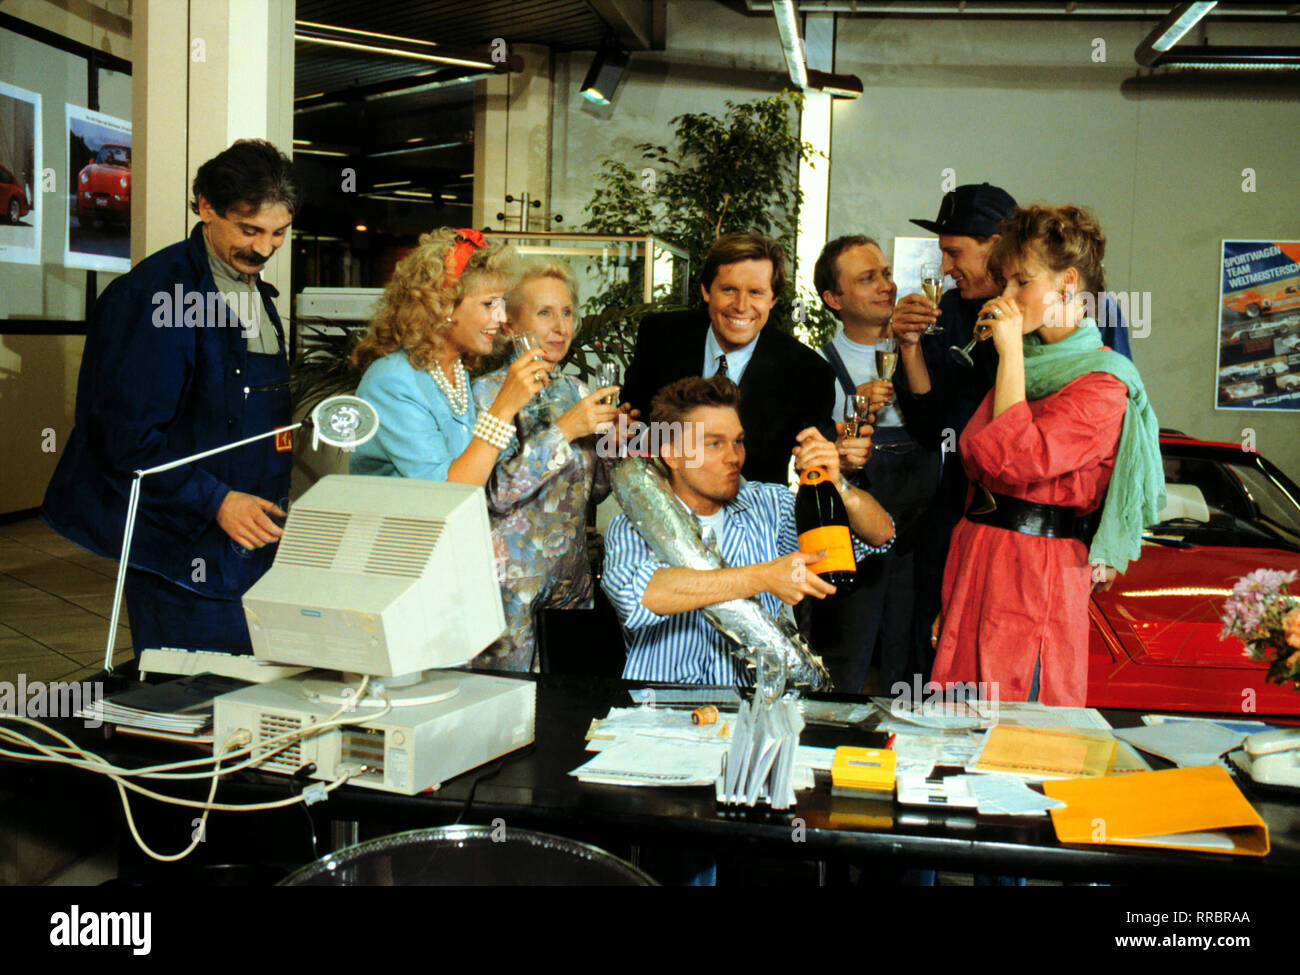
4, 671, 1298, 885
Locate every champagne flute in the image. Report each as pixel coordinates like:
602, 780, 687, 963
842, 394, 870, 439
874, 337, 898, 382
920, 262, 944, 335
512, 332, 550, 390
594, 359, 620, 405
512, 331, 543, 361
950, 308, 998, 368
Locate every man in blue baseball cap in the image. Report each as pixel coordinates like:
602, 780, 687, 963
886, 183, 1017, 684
890, 183, 1132, 682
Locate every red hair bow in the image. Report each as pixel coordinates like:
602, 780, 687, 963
445, 228, 487, 282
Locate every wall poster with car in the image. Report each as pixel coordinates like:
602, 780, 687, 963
0, 80, 41, 266
63, 103, 130, 274
1216, 240, 1300, 412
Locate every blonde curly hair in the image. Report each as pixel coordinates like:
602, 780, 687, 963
352, 228, 518, 374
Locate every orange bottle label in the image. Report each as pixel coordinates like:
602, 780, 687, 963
799, 525, 855, 573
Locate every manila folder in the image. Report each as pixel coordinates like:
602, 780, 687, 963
1043, 765, 1269, 856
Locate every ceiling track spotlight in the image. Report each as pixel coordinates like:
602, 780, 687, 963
580, 41, 630, 106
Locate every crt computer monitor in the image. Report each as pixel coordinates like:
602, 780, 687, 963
241, 475, 506, 677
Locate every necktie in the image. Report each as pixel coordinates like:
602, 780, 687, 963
716, 354, 729, 379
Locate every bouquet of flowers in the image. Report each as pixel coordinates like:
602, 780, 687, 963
1220, 569, 1300, 687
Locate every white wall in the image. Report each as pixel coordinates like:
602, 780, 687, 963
549, 0, 790, 228
828, 15, 1300, 477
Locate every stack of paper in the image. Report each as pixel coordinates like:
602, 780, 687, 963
719, 698, 805, 809
570, 737, 725, 787
78, 674, 250, 735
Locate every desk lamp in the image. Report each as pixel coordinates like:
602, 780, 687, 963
102, 395, 379, 672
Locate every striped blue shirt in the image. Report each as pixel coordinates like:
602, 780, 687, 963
601, 480, 892, 685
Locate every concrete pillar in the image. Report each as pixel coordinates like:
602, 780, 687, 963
796, 13, 834, 307
473, 43, 553, 232
132, 0, 295, 313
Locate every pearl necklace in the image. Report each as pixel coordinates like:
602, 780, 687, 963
429, 358, 470, 416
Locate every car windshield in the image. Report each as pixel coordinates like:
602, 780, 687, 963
1148, 451, 1300, 552
97, 146, 130, 165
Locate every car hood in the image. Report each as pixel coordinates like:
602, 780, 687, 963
1095, 543, 1300, 668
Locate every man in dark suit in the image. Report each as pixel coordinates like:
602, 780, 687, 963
622, 232, 836, 484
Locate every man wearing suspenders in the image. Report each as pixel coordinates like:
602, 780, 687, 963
810, 236, 941, 693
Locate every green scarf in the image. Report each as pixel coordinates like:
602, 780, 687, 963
1022, 320, 1166, 574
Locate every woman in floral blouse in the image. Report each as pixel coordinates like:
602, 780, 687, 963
471, 259, 622, 671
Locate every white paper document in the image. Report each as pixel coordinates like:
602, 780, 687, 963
587, 706, 732, 747
958, 774, 1067, 816
891, 730, 986, 778
993, 702, 1112, 731
1114, 723, 1247, 768
570, 737, 724, 787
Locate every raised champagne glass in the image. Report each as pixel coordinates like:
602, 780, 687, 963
950, 309, 997, 368
594, 359, 620, 405
842, 394, 870, 439
920, 262, 945, 336
874, 337, 898, 382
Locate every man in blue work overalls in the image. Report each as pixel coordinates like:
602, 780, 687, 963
43, 139, 301, 655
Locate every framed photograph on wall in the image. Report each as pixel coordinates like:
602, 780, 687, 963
892, 236, 951, 304
62, 103, 130, 274
0, 79, 41, 266
1215, 240, 1300, 412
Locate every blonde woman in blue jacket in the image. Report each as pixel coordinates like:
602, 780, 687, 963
350, 229, 548, 483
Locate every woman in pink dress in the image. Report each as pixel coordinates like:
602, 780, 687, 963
930, 205, 1164, 705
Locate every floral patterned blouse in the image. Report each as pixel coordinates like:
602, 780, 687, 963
470, 365, 613, 671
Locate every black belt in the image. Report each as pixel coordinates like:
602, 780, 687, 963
964, 485, 1085, 540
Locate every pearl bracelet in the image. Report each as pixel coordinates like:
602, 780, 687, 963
473, 411, 514, 451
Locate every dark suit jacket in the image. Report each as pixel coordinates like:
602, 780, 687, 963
623, 308, 837, 484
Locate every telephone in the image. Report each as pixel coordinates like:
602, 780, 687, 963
1230, 729, 1300, 788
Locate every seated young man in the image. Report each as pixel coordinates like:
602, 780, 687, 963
601, 375, 895, 685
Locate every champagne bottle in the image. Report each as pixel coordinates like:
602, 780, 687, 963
795, 466, 856, 588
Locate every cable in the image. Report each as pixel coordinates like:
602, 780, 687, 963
451, 742, 534, 826
118, 738, 228, 862
0, 674, 388, 781
0, 717, 356, 811
0, 671, 390, 864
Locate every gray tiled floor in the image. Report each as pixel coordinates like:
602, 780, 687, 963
0, 517, 133, 686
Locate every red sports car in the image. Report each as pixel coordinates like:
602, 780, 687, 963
1088, 432, 1300, 716
0, 164, 30, 224
76, 143, 131, 225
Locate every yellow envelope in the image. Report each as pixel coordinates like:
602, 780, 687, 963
975, 725, 1117, 778
1043, 765, 1269, 857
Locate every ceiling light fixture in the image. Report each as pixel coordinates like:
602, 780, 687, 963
580, 43, 630, 105
295, 20, 498, 71
772, 0, 809, 89
770, 1, 862, 98
1135, 1, 1300, 70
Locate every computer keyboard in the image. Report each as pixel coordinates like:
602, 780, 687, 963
138, 647, 307, 683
